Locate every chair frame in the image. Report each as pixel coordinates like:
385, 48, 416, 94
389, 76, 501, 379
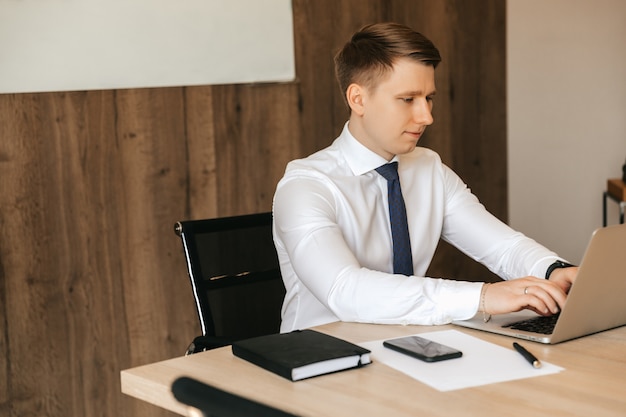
174, 212, 283, 339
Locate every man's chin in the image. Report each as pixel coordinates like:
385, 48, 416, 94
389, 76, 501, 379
397, 143, 418, 155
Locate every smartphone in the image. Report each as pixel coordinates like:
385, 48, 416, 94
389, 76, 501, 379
383, 335, 462, 362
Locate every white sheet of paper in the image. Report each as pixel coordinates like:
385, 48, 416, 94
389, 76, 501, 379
359, 329, 563, 391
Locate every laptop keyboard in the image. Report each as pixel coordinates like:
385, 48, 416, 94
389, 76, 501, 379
502, 314, 560, 335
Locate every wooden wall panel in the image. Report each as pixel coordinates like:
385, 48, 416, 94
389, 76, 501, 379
112, 88, 200, 417
183, 86, 219, 218
0, 1, 506, 416
210, 83, 302, 216
292, 0, 386, 154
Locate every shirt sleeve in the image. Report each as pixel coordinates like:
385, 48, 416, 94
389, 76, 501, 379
273, 174, 483, 326
439, 165, 560, 280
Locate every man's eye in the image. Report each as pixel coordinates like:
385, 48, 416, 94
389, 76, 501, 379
401, 97, 414, 103
426, 95, 435, 102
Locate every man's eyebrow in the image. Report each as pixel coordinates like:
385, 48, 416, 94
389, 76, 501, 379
397, 89, 437, 96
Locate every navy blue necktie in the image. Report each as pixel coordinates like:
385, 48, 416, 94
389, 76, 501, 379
376, 162, 414, 276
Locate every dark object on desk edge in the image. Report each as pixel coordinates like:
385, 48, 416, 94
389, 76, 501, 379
186, 335, 232, 355
172, 376, 299, 417
232, 329, 371, 381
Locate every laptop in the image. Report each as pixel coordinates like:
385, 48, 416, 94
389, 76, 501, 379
453, 223, 626, 344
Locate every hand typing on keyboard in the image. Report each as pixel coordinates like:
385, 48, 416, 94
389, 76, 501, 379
480, 268, 577, 318
546, 266, 577, 294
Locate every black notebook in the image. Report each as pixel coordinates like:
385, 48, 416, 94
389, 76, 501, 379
231, 329, 371, 381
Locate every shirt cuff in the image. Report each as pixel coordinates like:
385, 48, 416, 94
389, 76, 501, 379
530, 256, 563, 279
437, 280, 484, 323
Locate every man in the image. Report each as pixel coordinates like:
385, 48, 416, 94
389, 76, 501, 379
272, 22, 577, 332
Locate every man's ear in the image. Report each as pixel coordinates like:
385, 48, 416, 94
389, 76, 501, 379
346, 83, 365, 116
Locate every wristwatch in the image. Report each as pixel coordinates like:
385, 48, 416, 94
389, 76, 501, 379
545, 260, 575, 279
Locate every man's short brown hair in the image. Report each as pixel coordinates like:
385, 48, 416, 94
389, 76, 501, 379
334, 22, 441, 101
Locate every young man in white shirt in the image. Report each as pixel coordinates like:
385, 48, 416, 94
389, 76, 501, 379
272, 22, 577, 332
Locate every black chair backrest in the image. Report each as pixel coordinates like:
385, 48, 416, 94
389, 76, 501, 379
172, 377, 299, 417
175, 212, 285, 344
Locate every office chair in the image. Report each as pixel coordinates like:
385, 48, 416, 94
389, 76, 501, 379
174, 212, 285, 353
172, 377, 299, 417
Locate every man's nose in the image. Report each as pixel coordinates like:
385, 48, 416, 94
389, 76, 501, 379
413, 100, 433, 125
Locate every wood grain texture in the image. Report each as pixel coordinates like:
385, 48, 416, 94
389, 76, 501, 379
121, 322, 626, 417
0, 1, 505, 416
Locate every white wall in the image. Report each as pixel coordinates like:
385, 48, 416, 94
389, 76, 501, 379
508, 0, 626, 264
0, 0, 294, 93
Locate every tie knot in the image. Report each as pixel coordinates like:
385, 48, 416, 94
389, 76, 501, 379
375, 162, 399, 182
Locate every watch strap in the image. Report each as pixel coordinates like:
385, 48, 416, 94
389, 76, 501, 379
545, 260, 575, 279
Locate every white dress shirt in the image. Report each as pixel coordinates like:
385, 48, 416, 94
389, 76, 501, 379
273, 123, 559, 332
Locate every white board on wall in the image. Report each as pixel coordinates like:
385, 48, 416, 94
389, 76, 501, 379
0, 0, 295, 93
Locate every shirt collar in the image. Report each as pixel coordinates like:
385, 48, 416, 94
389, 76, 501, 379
337, 122, 397, 176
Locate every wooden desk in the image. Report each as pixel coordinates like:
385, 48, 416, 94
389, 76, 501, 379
121, 322, 626, 417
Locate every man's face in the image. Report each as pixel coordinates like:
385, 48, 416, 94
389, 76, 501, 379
349, 58, 436, 161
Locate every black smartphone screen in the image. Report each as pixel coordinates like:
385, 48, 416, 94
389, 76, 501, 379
383, 335, 462, 362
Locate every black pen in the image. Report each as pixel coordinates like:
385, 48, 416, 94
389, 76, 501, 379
513, 342, 542, 368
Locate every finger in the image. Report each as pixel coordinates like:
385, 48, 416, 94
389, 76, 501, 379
524, 305, 551, 317
540, 281, 568, 308
523, 282, 566, 314
523, 286, 560, 315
